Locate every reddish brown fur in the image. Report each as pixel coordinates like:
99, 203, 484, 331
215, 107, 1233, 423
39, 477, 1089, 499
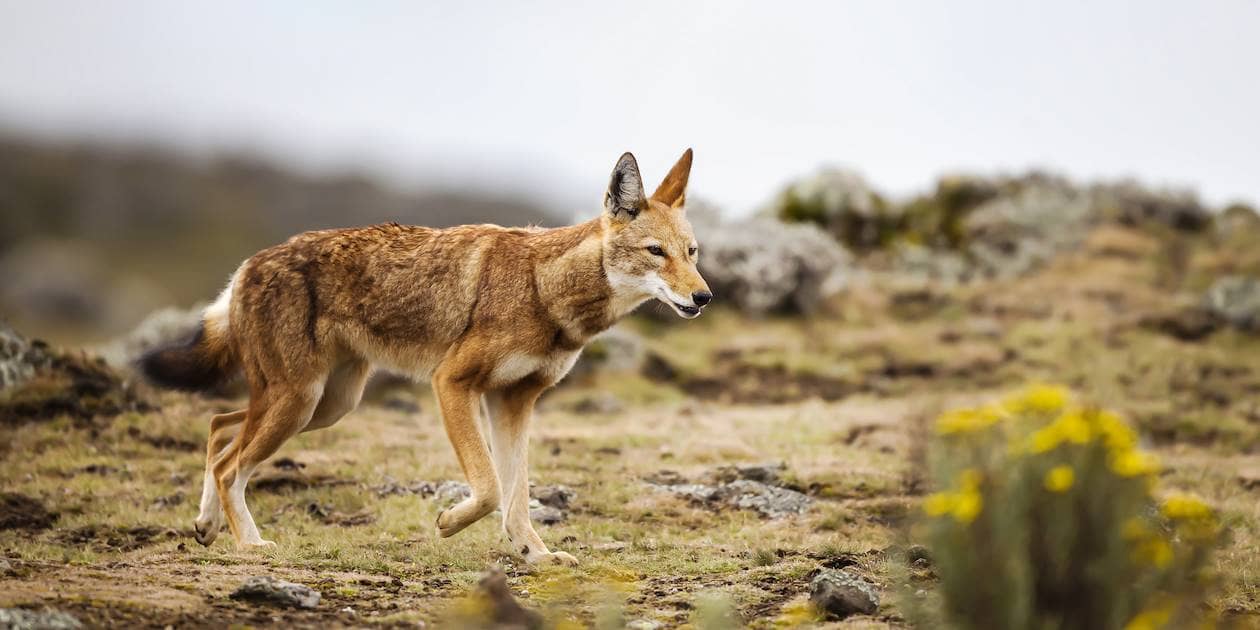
145, 149, 708, 562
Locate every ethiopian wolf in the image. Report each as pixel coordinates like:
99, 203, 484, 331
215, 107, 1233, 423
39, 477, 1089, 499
139, 149, 711, 565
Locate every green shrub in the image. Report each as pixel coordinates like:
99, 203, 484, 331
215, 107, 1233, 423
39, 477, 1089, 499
919, 385, 1224, 630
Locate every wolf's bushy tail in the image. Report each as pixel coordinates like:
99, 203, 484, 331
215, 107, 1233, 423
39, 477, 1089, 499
138, 317, 239, 391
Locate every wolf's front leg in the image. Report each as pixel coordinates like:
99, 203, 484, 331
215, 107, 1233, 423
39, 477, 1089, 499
433, 370, 501, 537
487, 385, 577, 566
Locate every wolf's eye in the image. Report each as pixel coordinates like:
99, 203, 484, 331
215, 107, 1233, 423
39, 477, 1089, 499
646, 245, 666, 257
688, 246, 697, 256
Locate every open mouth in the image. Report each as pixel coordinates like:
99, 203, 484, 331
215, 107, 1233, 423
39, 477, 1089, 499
671, 302, 701, 317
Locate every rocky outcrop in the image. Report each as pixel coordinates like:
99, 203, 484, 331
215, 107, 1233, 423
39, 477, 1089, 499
1, 321, 145, 424
692, 207, 850, 316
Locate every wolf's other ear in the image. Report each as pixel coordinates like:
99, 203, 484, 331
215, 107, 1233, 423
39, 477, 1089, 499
651, 147, 693, 210
604, 152, 647, 220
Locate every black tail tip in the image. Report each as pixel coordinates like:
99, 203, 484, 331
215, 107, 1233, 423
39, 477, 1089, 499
135, 324, 227, 392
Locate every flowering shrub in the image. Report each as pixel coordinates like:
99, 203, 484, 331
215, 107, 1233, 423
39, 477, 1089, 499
921, 385, 1223, 630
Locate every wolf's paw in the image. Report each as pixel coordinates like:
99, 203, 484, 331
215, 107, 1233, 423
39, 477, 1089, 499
238, 539, 277, 550
192, 519, 220, 546
527, 550, 578, 566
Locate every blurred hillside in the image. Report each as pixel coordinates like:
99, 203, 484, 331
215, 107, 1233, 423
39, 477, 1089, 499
0, 134, 561, 340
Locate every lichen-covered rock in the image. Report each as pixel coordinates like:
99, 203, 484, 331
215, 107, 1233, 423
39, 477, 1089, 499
93, 303, 204, 369
768, 168, 893, 249
960, 176, 1095, 280
528, 504, 566, 525
1204, 276, 1260, 332
1092, 181, 1210, 231
810, 569, 880, 619
1, 321, 145, 424
567, 326, 645, 380
0, 608, 83, 630
696, 216, 850, 316
230, 575, 321, 609
1, 321, 48, 390
531, 484, 575, 510
648, 466, 811, 519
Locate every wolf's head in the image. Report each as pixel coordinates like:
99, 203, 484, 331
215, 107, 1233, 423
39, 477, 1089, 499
601, 149, 712, 319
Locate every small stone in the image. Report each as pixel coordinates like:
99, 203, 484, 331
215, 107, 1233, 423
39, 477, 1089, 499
626, 620, 663, 630
809, 568, 880, 620
593, 541, 628, 552
0, 608, 83, 629
230, 575, 321, 609
478, 567, 542, 629
530, 505, 566, 525
434, 481, 471, 505
905, 544, 932, 566
530, 485, 575, 510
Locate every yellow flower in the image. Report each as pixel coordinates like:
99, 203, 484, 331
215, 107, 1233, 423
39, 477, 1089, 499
1110, 450, 1161, 477
952, 489, 982, 523
936, 407, 1003, 435
1124, 601, 1174, 630
1122, 517, 1151, 540
1055, 410, 1092, 444
1028, 425, 1064, 453
1161, 494, 1212, 521
1095, 410, 1138, 451
924, 492, 954, 517
957, 468, 983, 490
1133, 537, 1174, 568
1044, 465, 1075, 493
1006, 383, 1071, 414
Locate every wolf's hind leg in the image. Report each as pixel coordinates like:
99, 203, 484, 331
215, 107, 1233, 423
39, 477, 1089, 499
194, 409, 245, 546
216, 382, 322, 549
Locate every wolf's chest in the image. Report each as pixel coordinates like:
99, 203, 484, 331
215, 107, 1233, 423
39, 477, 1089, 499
488, 349, 583, 388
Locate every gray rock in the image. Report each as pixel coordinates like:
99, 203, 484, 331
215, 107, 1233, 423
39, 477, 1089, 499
0, 608, 82, 630
695, 214, 850, 316
0, 322, 49, 391
1092, 181, 1210, 231
713, 480, 811, 518
530, 484, 575, 510
477, 567, 542, 629
576, 327, 644, 374
230, 575, 321, 609
1204, 276, 1260, 332
434, 481, 472, 506
92, 303, 204, 369
651, 478, 811, 519
961, 176, 1095, 280
767, 168, 892, 248
529, 505, 566, 525
567, 391, 625, 415
625, 620, 663, 630
702, 462, 785, 485
809, 569, 880, 619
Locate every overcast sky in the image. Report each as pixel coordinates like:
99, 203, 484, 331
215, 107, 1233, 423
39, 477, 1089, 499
2, 1, 1257, 217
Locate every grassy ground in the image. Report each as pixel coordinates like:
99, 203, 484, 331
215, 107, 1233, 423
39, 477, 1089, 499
2, 226, 1259, 627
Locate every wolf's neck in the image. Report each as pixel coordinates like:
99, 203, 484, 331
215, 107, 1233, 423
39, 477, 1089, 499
533, 219, 620, 346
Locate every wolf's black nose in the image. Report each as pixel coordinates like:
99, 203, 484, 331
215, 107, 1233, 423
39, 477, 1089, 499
693, 291, 712, 307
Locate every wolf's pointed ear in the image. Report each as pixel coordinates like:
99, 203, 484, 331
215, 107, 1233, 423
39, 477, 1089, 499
651, 148, 693, 210
605, 152, 647, 221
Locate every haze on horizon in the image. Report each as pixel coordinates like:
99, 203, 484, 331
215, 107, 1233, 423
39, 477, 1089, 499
2, 1, 1258, 216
